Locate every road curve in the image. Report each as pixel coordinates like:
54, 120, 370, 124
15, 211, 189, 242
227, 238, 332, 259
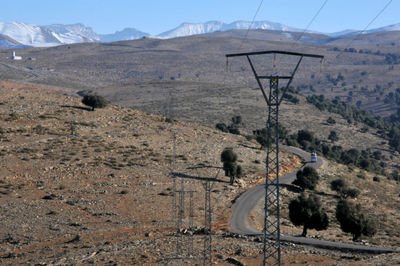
230, 145, 398, 254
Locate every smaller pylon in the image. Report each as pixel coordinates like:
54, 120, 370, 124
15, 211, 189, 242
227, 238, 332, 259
193, 166, 221, 266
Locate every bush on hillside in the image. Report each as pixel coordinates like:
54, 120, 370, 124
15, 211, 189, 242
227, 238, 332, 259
289, 193, 329, 237
292, 166, 319, 191
336, 199, 376, 241
82, 94, 108, 111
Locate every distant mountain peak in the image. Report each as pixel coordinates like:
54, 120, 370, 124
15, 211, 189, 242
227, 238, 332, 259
0, 20, 399, 48
156, 20, 304, 38
99, 27, 149, 42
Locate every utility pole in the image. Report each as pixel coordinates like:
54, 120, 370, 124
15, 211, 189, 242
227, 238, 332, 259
226, 50, 323, 265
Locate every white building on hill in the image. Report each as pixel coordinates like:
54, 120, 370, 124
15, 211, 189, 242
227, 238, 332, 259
11, 51, 22, 60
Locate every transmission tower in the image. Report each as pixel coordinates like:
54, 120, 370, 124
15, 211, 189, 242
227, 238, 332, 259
192, 166, 220, 266
164, 87, 196, 261
226, 50, 323, 265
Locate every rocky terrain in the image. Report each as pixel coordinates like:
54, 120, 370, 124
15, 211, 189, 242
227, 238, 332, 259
0, 80, 399, 265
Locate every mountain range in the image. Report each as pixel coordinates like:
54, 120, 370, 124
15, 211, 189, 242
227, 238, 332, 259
0, 20, 399, 48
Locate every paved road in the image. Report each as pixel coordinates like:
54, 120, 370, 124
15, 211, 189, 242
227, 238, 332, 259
230, 145, 398, 254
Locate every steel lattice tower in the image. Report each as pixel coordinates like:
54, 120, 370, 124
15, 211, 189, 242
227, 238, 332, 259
165, 87, 196, 262
226, 50, 323, 265
202, 179, 214, 266
263, 76, 281, 265
192, 166, 220, 266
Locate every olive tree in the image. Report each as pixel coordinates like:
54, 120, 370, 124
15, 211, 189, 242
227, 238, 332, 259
336, 199, 376, 241
292, 166, 320, 191
289, 193, 329, 237
221, 148, 242, 185
330, 179, 360, 199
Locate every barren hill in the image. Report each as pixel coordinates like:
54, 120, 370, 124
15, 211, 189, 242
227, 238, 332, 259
0, 30, 400, 119
0, 80, 301, 264
0, 81, 399, 265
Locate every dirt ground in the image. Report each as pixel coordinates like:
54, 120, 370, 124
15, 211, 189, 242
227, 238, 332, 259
0, 80, 398, 265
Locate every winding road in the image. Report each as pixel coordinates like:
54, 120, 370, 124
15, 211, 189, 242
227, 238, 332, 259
230, 145, 398, 254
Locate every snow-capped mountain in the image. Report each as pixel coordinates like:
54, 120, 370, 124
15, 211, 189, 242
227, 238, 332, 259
0, 34, 28, 49
0, 22, 99, 47
329, 23, 400, 37
158, 21, 225, 38
100, 28, 149, 42
1, 20, 400, 48
373, 23, 400, 32
43, 23, 99, 43
222, 20, 301, 32
0, 22, 61, 47
157, 20, 303, 38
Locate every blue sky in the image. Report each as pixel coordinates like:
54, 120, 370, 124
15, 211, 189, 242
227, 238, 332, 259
2, 0, 399, 35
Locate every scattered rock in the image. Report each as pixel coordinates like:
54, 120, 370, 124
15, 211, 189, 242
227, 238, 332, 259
65, 234, 80, 243
1, 252, 16, 259
69, 222, 82, 227
215, 253, 226, 260
42, 194, 57, 200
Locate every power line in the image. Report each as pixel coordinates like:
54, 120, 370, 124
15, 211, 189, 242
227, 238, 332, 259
293, 0, 328, 43
335, 0, 393, 59
238, 0, 264, 50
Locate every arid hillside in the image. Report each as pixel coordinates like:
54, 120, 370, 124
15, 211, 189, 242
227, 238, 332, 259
0, 30, 400, 119
0, 80, 300, 264
0, 80, 399, 265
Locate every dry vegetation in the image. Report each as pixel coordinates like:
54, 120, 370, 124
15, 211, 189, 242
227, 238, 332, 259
0, 80, 398, 265
1, 31, 400, 119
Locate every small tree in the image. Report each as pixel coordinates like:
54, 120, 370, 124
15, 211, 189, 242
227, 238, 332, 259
216, 123, 229, 133
231, 115, 242, 125
297, 129, 314, 144
328, 130, 339, 143
82, 94, 108, 111
255, 128, 268, 149
292, 166, 319, 191
221, 148, 241, 185
253, 123, 288, 149
336, 199, 376, 241
215, 115, 242, 135
330, 179, 346, 192
327, 117, 336, 124
340, 148, 360, 165
289, 193, 329, 237
330, 179, 360, 199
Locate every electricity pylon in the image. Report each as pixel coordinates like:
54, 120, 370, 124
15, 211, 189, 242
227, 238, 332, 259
226, 50, 323, 265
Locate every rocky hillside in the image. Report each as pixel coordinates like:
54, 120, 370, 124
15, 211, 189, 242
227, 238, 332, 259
0, 80, 303, 264
0, 80, 398, 265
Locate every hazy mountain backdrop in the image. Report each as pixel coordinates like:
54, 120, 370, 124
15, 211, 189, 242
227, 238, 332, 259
1, 20, 399, 47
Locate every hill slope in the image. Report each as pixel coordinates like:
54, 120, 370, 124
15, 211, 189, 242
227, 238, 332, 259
0, 80, 301, 264
0, 80, 398, 265
0, 33, 399, 119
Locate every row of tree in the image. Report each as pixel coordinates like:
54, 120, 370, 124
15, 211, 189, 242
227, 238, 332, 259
289, 166, 375, 241
306, 94, 400, 153
219, 148, 376, 241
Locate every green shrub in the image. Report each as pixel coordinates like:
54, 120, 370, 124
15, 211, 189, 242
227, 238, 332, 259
82, 94, 108, 111
327, 117, 336, 124
221, 148, 242, 184
330, 179, 346, 193
336, 199, 376, 241
289, 193, 329, 237
293, 166, 319, 191
328, 130, 339, 143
